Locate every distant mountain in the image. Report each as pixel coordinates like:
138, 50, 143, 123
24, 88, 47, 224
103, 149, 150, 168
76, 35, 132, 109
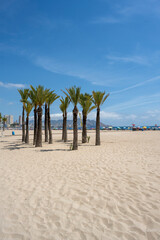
30, 119, 108, 128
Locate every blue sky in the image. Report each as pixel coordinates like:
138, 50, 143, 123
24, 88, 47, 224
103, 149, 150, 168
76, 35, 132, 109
0, 0, 160, 125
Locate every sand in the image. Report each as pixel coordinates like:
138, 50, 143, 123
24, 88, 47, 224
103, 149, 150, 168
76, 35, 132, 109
0, 130, 160, 240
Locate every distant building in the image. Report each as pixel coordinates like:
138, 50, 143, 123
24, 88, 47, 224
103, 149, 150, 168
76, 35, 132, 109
9, 115, 14, 124
19, 115, 22, 125
4, 115, 14, 125
4, 115, 9, 125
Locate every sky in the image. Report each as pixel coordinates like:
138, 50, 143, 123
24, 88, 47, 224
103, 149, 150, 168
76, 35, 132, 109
0, 0, 160, 126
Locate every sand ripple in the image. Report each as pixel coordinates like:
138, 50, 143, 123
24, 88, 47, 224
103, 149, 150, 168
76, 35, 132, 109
0, 130, 160, 240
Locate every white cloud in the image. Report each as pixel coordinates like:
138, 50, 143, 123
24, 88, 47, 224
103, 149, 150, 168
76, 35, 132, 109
34, 56, 112, 85
50, 112, 73, 120
117, 0, 160, 17
0, 81, 26, 89
107, 93, 160, 111
30, 111, 123, 121
30, 109, 159, 125
146, 109, 160, 118
51, 111, 137, 121
91, 16, 120, 24
32, 16, 72, 30
106, 55, 148, 65
140, 109, 160, 121
111, 76, 160, 94
125, 114, 137, 120
88, 111, 122, 120
101, 111, 122, 120
92, 0, 160, 27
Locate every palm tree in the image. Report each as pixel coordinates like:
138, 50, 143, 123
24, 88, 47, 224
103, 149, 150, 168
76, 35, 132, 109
35, 86, 49, 147
45, 101, 48, 142
0, 113, 2, 135
18, 89, 29, 142
2, 117, 7, 131
47, 92, 59, 144
59, 97, 70, 142
0, 113, 2, 124
44, 88, 53, 143
24, 101, 33, 144
29, 86, 38, 145
79, 93, 96, 143
92, 91, 109, 145
60, 103, 64, 141
63, 86, 81, 150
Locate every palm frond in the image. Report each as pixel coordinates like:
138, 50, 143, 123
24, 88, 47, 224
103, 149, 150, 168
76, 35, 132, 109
92, 91, 109, 108
62, 86, 80, 106
24, 101, 33, 115
79, 93, 94, 115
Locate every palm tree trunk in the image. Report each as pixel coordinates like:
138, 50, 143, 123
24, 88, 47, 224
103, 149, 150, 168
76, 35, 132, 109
62, 113, 64, 140
45, 103, 48, 142
36, 106, 42, 147
48, 106, 52, 144
96, 107, 100, 145
64, 111, 67, 142
3, 121, 5, 131
73, 106, 78, 150
82, 112, 87, 143
25, 115, 29, 144
22, 106, 25, 142
33, 108, 37, 145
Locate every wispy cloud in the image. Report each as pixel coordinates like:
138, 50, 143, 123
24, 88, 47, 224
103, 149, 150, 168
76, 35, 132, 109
0, 81, 26, 89
50, 112, 73, 120
8, 102, 14, 105
106, 55, 149, 65
140, 109, 160, 121
34, 56, 112, 85
92, 0, 160, 26
1, 43, 160, 90
88, 111, 122, 120
44, 111, 123, 121
147, 109, 160, 117
34, 111, 139, 123
111, 76, 160, 94
125, 114, 137, 120
30, 109, 160, 124
91, 16, 120, 24
0, 44, 116, 86
107, 92, 160, 111
117, 0, 160, 17
32, 16, 72, 30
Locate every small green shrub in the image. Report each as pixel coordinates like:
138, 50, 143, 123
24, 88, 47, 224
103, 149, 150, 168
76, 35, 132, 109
87, 136, 90, 143
70, 143, 73, 150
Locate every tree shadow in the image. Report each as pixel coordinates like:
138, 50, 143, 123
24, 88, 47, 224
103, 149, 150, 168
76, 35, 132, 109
54, 139, 72, 143
39, 149, 70, 152
78, 144, 95, 147
3, 143, 34, 151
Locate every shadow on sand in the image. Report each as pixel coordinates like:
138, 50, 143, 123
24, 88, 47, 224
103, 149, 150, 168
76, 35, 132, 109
3, 143, 33, 151
54, 139, 72, 143
39, 149, 70, 152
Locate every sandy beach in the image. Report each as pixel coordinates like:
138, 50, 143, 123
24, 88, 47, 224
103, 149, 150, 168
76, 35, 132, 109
0, 130, 160, 240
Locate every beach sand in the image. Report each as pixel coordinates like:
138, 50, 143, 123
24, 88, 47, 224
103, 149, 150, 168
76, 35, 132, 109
0, 130, 160, 240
